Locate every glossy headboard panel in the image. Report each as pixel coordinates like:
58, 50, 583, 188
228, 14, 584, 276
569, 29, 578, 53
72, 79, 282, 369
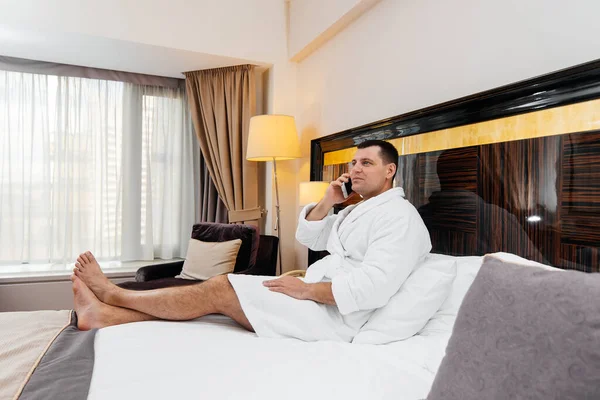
311, 59, 600, 272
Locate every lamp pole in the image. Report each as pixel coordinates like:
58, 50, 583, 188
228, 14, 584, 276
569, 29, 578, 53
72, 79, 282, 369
273, 157, 283, 275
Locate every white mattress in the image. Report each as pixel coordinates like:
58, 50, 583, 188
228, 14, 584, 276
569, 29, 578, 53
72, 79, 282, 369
88, 251, 494, 400
88, 314, 446, 400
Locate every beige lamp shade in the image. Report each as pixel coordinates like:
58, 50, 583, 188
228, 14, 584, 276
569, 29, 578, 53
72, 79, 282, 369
299, 181, 329, 206
247, 115, 302, 161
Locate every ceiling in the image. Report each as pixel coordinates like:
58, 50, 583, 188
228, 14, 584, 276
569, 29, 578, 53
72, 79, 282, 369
0, 24, 268, 78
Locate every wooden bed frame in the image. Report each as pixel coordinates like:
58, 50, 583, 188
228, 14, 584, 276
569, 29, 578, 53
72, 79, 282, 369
310, 59, 600, 272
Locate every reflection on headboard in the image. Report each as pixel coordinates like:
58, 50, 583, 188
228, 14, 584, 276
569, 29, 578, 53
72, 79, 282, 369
311, 59, 600, 272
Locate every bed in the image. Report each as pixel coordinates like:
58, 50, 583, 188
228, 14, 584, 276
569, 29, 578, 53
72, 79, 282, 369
4, 58, 600, 399
3, 252, 481, 400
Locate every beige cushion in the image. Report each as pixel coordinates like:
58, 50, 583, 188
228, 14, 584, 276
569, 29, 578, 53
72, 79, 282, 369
176, 238, 242, 280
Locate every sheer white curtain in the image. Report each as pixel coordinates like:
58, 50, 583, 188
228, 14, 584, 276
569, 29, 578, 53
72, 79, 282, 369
0, 70, 195, 266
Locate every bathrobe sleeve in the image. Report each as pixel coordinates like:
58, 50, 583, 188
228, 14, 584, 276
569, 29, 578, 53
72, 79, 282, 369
295, 203, 338, 251
331, 212, 428, 315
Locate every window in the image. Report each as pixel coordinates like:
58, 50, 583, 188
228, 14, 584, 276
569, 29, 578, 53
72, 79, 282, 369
0, 70, 195, 268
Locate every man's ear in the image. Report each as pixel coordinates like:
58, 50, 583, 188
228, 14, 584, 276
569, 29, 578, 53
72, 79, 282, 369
387, 163, 397, 179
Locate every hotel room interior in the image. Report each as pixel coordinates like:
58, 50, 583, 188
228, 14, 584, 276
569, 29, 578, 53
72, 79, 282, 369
1, 0, 599, 399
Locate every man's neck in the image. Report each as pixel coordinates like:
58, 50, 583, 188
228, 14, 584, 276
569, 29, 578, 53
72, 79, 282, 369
361, 185, 394, 201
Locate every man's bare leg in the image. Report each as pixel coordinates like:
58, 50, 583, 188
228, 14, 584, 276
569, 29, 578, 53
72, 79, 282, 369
72, 276, 156, 331
73, 251, 254, 331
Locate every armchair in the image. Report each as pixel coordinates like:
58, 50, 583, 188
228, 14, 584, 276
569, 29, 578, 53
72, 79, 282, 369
118, 223, 279, 291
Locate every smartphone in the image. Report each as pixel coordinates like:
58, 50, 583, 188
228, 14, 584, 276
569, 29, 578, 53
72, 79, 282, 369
341, 178, 353, 199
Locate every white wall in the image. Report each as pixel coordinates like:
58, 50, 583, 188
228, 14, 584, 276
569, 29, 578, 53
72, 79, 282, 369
288, 0, 381, 61
293, 0, 600, 268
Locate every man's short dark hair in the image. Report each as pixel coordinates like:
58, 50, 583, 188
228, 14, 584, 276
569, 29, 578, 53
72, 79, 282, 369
356, 140, 399, 179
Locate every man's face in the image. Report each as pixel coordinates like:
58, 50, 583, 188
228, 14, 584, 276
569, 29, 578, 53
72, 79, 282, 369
349, 146, 395, 198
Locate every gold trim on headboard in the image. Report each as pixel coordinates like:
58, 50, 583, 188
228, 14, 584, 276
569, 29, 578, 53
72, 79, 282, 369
323, 98, 600, 165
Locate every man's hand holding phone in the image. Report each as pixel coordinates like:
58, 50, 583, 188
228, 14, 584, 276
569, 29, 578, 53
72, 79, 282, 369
305, 173, 359, 221
324, 173, 358, 205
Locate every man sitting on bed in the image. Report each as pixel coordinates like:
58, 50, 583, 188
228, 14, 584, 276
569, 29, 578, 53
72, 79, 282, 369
72, 140, 432, 342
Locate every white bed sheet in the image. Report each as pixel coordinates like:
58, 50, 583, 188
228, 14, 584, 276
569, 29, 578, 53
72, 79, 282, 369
88, 314, 444, 400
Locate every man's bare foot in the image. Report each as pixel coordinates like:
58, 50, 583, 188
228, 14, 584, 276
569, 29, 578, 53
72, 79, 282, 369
72, 276, 112, 331
73, 251, 118, 304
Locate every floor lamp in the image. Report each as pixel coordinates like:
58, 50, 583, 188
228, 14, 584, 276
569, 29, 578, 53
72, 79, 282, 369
247, 115, 302, 275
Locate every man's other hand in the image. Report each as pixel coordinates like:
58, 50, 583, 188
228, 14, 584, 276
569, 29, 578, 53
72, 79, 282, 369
262, 276, 310, 300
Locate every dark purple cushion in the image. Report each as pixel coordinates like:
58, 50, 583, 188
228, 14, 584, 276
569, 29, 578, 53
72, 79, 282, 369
190, 223, 259, 273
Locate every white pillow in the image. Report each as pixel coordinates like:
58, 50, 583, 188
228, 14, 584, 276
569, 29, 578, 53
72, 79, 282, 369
486, 252, 561, 271
352, 256, 457, 345
176, 238, 242, 280
418, 254, 483, 336
419, 252, 559, 337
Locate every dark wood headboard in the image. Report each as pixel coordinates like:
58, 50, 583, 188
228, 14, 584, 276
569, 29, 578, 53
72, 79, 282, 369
311, 59, 600, 272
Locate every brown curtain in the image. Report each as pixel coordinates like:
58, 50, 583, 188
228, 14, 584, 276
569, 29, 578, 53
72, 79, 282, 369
194, 142, 228, 223
185, 65, 259, 224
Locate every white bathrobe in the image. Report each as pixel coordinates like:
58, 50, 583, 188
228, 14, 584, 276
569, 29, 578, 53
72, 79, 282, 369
228, 187, 432, 342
